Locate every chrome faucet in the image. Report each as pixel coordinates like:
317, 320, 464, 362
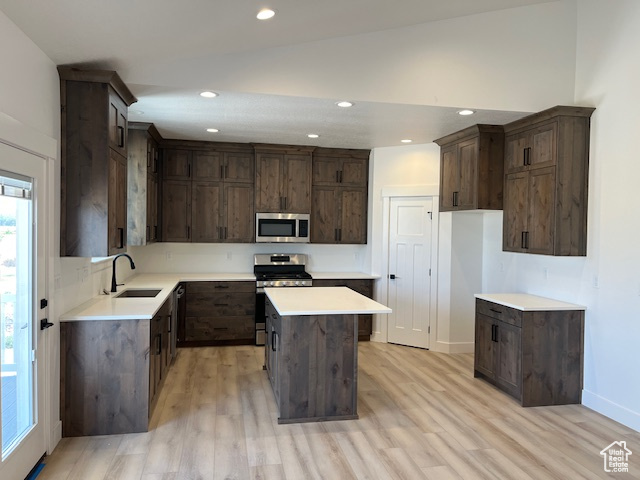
111, 253, 136, 293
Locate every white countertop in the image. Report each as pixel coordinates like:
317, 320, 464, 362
265, 286, 391, 316
60, 273, 255, 322
474, 293, 586, 311
60, 272, 379, 321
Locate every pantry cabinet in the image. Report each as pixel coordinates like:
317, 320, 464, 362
434, 125, 504, 212
474, 296, 584, 406
59, 67, 137, 257
502, 106, 594, 256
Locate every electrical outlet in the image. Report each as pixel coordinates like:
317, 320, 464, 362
227, 252, 232, 260
543, 267, 548, 280
166, 252, 172, 261
499, 262, 504, 272
593, 276, 599, 289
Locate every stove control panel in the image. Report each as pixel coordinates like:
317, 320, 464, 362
256, 279, 313, 288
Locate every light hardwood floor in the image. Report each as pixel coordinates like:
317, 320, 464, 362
38, 343, 638, 480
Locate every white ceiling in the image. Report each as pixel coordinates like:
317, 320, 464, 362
0, 0, 551, 148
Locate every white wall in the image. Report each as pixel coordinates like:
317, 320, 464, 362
130, 242, 366, 274
478, 0, 640, 432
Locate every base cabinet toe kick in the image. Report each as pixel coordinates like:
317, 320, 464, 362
263, 287, 391, 423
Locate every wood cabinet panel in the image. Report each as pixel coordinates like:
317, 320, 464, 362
502, 106, 593, 256
312, 148, 369, 187
59, 68, 136, 257
434, 125, 504, 212
255, 153, 284, 212
128, 123, 161, 246
191, 181, 223, 242
339, 188, 367, 244
224, 183, 254, 242
474, 298, 584, 406
284, 155, 311, 212
192, 151, 223, 180
162, 180, 192, 242
182, 281, 256, 346
163, 149, 191, 179
310, 186, 338, 243
225, 152, 254, 183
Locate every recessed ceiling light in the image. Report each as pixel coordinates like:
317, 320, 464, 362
401, 139, 413, 143
458, 109, 475, 116
206, 128, 219, 133
200, 91, 218, 98
307, 134, 319, 139
257, 8, 275, 20
336, 101, 354, 108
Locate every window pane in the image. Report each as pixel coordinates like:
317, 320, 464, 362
1, 190, 33, 456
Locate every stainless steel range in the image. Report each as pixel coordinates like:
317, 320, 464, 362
254, 253, 312, 345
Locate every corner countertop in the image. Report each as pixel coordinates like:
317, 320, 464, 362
265, 286, 391, 316
59, 273, 255, 322
474, 293, 586, 311
60, 271, 379, 322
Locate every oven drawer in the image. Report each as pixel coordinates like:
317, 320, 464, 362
185, 315, 254, 342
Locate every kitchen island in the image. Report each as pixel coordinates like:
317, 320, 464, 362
264, 287, 391, 423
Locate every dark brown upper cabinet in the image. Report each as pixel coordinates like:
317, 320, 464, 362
502, 106, 594, 256
128, 122, 162, 246
312, 148, 369, 187
434, 125, 505, 212
311, 148, 370, 244
161, 141, 255, 243
254, 144, 314, 214
59, 67, 137, 257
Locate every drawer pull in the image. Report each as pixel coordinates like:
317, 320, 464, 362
215, 285, 230, 289
214, 303, 229, 306
490, 308, 502, 314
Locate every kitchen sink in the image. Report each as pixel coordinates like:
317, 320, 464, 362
115, 288, 162, 298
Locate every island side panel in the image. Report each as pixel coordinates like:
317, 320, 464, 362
61, 319, 151, 436
277, 313, 358, 423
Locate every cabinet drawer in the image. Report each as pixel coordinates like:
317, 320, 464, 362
313, 279, 373, 297
185, 316, 254, 341
186, 291, 255, 316
475, 299, 522, 328
186, 281, 255, 294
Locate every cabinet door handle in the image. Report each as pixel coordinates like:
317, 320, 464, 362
453, 191, 459, 207
146, 225, 150, 241
220, 165, 224, 178
117, 126, 125, 148
154, 225, 158, 240
521, 231, 526, 249
224, 226, 227, 239
336, 170, 340, 183
118, 227, 124, 249
167, 315, 172, 333
522, 231, 529, 249
187, 226, 191, 239
214, 303, 229, 306
156, 334, 162, 355
188, 164, 191, 178
338, 228, 342, 242
339, 170, 343, 183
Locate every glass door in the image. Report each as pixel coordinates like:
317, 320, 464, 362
0, 142, 47, 479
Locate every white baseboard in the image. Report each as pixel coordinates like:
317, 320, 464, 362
582, 390, 640, 433
433, 341, 474, 354
49, 420, 62, 454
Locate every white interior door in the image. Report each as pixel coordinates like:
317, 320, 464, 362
387, 197, 433, 348
0, 142, 47, 479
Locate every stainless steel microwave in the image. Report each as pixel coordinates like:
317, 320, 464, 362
255, 213, 310, 243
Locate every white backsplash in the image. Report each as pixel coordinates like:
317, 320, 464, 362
129, 242, 368, 274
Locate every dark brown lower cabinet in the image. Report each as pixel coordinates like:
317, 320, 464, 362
474, 298, 584, 406
60, 297, 173, 436
265, 298, 358, 423
181, 281, 255, 346
312, 279, 374, 340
